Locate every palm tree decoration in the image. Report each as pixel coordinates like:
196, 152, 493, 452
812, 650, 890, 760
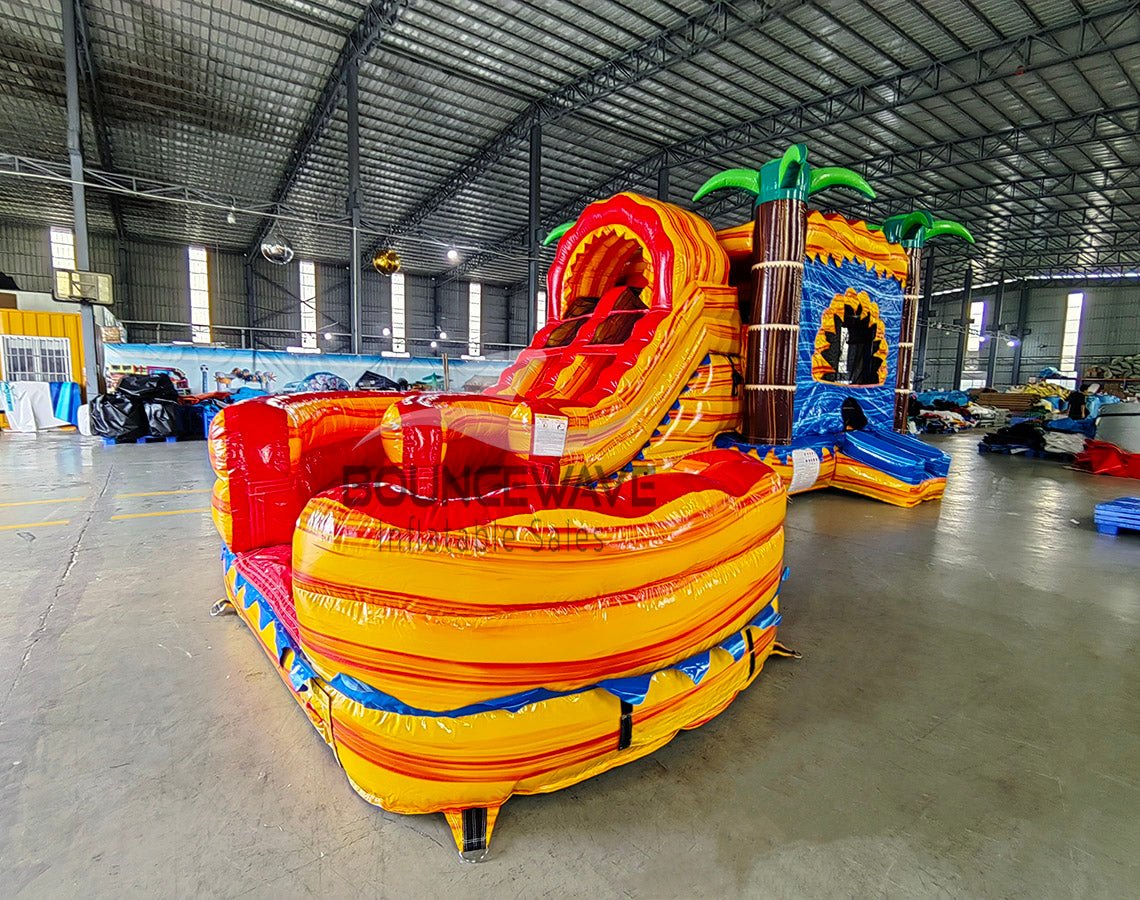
870, 210, 975, 431
692, 144, 876, 446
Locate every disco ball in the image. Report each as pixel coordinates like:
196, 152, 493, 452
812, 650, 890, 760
260, 239, 294, 265
373, 248, 401, 276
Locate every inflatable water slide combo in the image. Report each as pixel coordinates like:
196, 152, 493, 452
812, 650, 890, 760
208, 144, 971, 859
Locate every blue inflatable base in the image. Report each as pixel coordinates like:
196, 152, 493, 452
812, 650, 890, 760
717, 428, 951, 486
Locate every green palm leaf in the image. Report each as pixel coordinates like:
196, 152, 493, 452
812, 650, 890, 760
881, 210, 934, 243
873, 210, 974, 247
809, 167, 875, 199
776, 144, 808, 190
692, 168, 761, 203
927, 219, 975, 243
543, 220, 577, 246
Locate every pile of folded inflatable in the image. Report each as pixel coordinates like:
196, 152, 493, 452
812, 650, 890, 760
909, 390, 998, 434
1085, 352, 1140, 381
980, 421, 1087, 457
1075, 441, 1140, 479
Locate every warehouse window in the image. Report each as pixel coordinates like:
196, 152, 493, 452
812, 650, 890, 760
468, 282, 482, 356
299, 260, 317, 349
187, 245, 211, 344
1, 335, 72, 382
536, 289, 547, 331
966, 300, 986, 353
50, 226, 76, 270
391, 272, 406, 354
1060, 291, 1083, 375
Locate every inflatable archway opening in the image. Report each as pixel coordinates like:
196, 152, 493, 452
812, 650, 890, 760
812, 288, 888, 387
371, 193, 741, 496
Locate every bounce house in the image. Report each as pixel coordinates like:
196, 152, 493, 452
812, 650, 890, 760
208, 144, 970, 859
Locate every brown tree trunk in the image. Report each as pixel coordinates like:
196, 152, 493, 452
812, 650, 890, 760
742, 198, 807, 445
892, 246, 924, 432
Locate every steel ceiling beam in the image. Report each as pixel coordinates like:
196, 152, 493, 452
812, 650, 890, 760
0, 152, 352, 226
248, 0, 409, 258
437, 3, 1138, 280
71, 0, 127, 245
856, 103, 1140, 185
540, 2, 1139, 230
693, 162, 1140, 230
371, 0, 806, 253
436, 164, 1140, 284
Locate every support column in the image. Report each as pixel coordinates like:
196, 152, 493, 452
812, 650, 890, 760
115, 239, 131, 310
657, 165, 670, 202
744, 198, 807, 445
985, 276, 1005, 387
1011, 281, 1028, 385
892, 244, 924, 431
526, 123, 541, 340
243, 259, 256, 349
952, 266, 973, 391
346, 58, 362, 355
912, 250, 935, 391
63, 0, 103, 398
503, 284, 512, 348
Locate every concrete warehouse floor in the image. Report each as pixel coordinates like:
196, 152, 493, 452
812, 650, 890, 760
0, 431, 1137, 897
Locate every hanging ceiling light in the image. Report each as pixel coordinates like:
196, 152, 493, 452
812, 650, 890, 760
430, 340, 438, 349
439, 330, 448, 340
372, 248, 401, 276
382, 327, 391, 337
226, 206, 237, 225
446, 248, 460, 263
323, 332, 333, 341
1007, 339, 1017, 347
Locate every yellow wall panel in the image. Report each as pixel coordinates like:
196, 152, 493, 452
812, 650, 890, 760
0, 309, 86, 383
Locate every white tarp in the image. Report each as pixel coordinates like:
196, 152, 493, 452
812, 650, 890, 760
0, 381, 70, 432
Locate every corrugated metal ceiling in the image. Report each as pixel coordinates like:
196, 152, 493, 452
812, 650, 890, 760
0, 0, 1136, 286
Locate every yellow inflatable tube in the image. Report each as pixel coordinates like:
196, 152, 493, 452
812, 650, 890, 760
293, 450, 785, 710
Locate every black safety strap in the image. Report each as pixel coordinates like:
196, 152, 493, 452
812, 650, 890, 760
746, 628, 756, 678
461, 807, 488, 854
618, 700, 634, 750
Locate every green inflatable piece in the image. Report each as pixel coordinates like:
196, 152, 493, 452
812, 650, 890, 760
543, 220, 577, 246
692, 168, 761, 203
876, 210, 974, 247
693, 145, 875, 207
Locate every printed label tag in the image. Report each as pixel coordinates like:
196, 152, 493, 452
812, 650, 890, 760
532, 414, 569, 457
788, 447, 821, 493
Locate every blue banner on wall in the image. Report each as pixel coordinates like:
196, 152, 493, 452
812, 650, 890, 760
103, 344, 513, 395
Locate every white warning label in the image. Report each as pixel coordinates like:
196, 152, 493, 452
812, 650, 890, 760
788, 447, 821, 493
532, 414, 569, 458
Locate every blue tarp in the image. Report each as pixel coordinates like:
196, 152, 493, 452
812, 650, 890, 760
915, 390, 969, 407
48, 381, 81, 425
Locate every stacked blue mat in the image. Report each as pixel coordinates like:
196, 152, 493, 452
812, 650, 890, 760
1094, 497, 1140, 537
48, 382, 82, 426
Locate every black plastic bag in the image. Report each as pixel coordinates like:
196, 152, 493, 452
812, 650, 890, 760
115, 372, 180, 402
90, 392, 147, 441
144, 399, 181, 437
